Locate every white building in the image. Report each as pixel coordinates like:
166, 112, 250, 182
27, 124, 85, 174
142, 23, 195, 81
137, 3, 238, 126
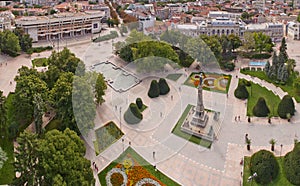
245, 22, 283, 41
208, 11, 241, 19
287, 22, 300, 40
15, 11, 104, 42
0, 11, 14, 32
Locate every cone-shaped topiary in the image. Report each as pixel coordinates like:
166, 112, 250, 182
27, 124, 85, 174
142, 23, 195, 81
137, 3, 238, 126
148, 80, 160, 98
234, 84, 249, 100
277, 95, 295, 119
158, 78, 170, 95
136, 98, 143, 110
284, 142, 300, 185
124, 103, 143, 124
253, 97, 270, 117
250, 150, 279, 184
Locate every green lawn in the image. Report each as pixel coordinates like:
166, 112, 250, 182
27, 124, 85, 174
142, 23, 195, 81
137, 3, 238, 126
241, 79, 281, 117
98, 147, 180, 186
171, 104, 212, 148
0, 93, 15, 184
241, 70, 300, 102
94, 121, 124, 154
166, 73, 182, 81
243, 156, 292, 186
32, 57, 48, 67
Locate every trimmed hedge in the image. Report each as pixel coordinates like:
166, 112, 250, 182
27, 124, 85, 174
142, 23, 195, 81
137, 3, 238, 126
250, 150, 279, 184
124, 103, 142, 124
234, 84, 249, 100
93, 31, 118, 42
252, 97, 270, 117
284, 142, 300, 185
148, 80, 160, 98
136, 98, 143, 110
158, 78, 170, 95
277, 95, 295, 119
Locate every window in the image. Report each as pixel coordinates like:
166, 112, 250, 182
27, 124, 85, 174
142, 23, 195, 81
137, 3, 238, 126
93, 23, 98, 29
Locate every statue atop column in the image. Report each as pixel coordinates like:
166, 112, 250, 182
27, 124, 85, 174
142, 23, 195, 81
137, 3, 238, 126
190, 73, 208, 128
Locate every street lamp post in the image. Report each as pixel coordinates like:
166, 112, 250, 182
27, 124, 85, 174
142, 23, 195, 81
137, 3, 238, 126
119, 106, 122, 132
280, 144, 283, 158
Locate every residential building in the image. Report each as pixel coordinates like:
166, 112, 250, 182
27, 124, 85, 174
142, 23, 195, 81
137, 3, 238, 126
0, 11, 14, 31
288, 22, 300, 40
15, 11, 104, 42
245, 22, 283, 41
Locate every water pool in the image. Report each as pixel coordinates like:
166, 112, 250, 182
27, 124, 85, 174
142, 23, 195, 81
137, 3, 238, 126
249, 61, 267, 66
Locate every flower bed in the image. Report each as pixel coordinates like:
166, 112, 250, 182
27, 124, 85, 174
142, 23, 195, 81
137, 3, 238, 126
99, 147, 180, 186
184, 72, 231, 93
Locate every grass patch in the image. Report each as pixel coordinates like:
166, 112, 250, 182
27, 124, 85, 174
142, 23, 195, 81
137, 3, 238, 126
95, 121, 124, 153
32, 57, 47, 67
98, 147, 180, 186
243, 156, 292, 186
241, 70, 300, 102
93, 31, 118, 42
166, 73, 182, 81
171, 104, 212, 148
45, 119, 62, 131
93, 141, 100, 156
241, 79, 281, 116
184, 72, 231, 94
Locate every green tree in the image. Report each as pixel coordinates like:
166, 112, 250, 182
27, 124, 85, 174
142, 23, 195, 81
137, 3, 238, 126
95, 73, 107, 105
0, 30, 21, 56
284, 142, 300, 185
234, 84, 249, 100
158, 78, 170, 95
148, 80, 160, 98
253, 32, 273, 53
286, 58, 296, 74
160, 30, 183, 46
264, 61, 270, 75
253, 97, 270, 117
0, 147, 7, 169
33, 94, 45, 135
125, 29, 151, 45
136, 98, 143, 110
38, 129, 94, 185
119, 44, 133, 62
277, 95, 295, 119
279, 37, 288, 63
242, 32, 255, 52
13, 131, 40, 186
72, 76, 96, 135
14, 70, 48, 126
14, 28, 32, 52
250, 150, 279, 184
228, 34, 242, 52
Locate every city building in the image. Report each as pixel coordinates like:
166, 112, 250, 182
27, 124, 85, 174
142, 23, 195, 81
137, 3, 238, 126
245, 22, 283, 41
288, 22, 300, 40
0, 11, 14, 31
15, 11, 104, 42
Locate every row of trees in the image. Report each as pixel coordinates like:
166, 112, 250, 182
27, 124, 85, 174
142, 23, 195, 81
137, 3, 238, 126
234, 80, 295, 119
265, 38, 295, 83
7, 48, 107, 138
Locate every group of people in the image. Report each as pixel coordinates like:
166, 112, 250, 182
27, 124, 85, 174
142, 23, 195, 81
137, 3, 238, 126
92, 162, 99, 172
234, 116, 241, 122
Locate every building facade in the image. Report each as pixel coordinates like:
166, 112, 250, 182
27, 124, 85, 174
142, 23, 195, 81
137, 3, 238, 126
288, 22, 300, 40
15, 11, 104, 42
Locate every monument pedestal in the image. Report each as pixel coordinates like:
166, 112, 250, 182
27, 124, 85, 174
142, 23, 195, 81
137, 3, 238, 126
190, 110, 208, 128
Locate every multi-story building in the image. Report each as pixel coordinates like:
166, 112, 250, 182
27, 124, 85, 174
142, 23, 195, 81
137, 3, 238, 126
173, 17, 245, 37
15, 11, 104, 42
0, 11, 14, 32
208, 11, 241, 19
245, 22, 283, 41
288, 22, 300, 40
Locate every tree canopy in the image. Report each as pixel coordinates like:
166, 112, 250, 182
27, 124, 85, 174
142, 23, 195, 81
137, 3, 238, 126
284, 142, 300, 185
253, 97, 270, 117
277, 95, 295, 119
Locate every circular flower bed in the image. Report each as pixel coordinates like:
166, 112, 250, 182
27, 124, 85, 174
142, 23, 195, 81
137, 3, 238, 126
111, 173, 124, 186
106, 168, 128, 186
214, 77, 228, 91
203, 78, 216, 88
136, 178, 161, 186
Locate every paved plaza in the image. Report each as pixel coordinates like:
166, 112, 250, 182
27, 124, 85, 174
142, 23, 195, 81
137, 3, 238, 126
1, 33, 300, 186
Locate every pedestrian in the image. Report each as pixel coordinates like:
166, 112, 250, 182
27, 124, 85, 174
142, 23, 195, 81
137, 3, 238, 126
5, 63, 7, 66
129, 141, 131, 146
235, 116, 237, 121
171, 95, 173, 100
179, 86, 181, 92
95, 164, 98, 172
115, 105, 117, 110
92, 162, 95, 166
153, 151, 155, 159
236, 75, 238, 78
226, 93, 228, 98
245, 134, 248, 143
238, 116, 240, 121
9, 81, 12, 85
160, 112, 162, 117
